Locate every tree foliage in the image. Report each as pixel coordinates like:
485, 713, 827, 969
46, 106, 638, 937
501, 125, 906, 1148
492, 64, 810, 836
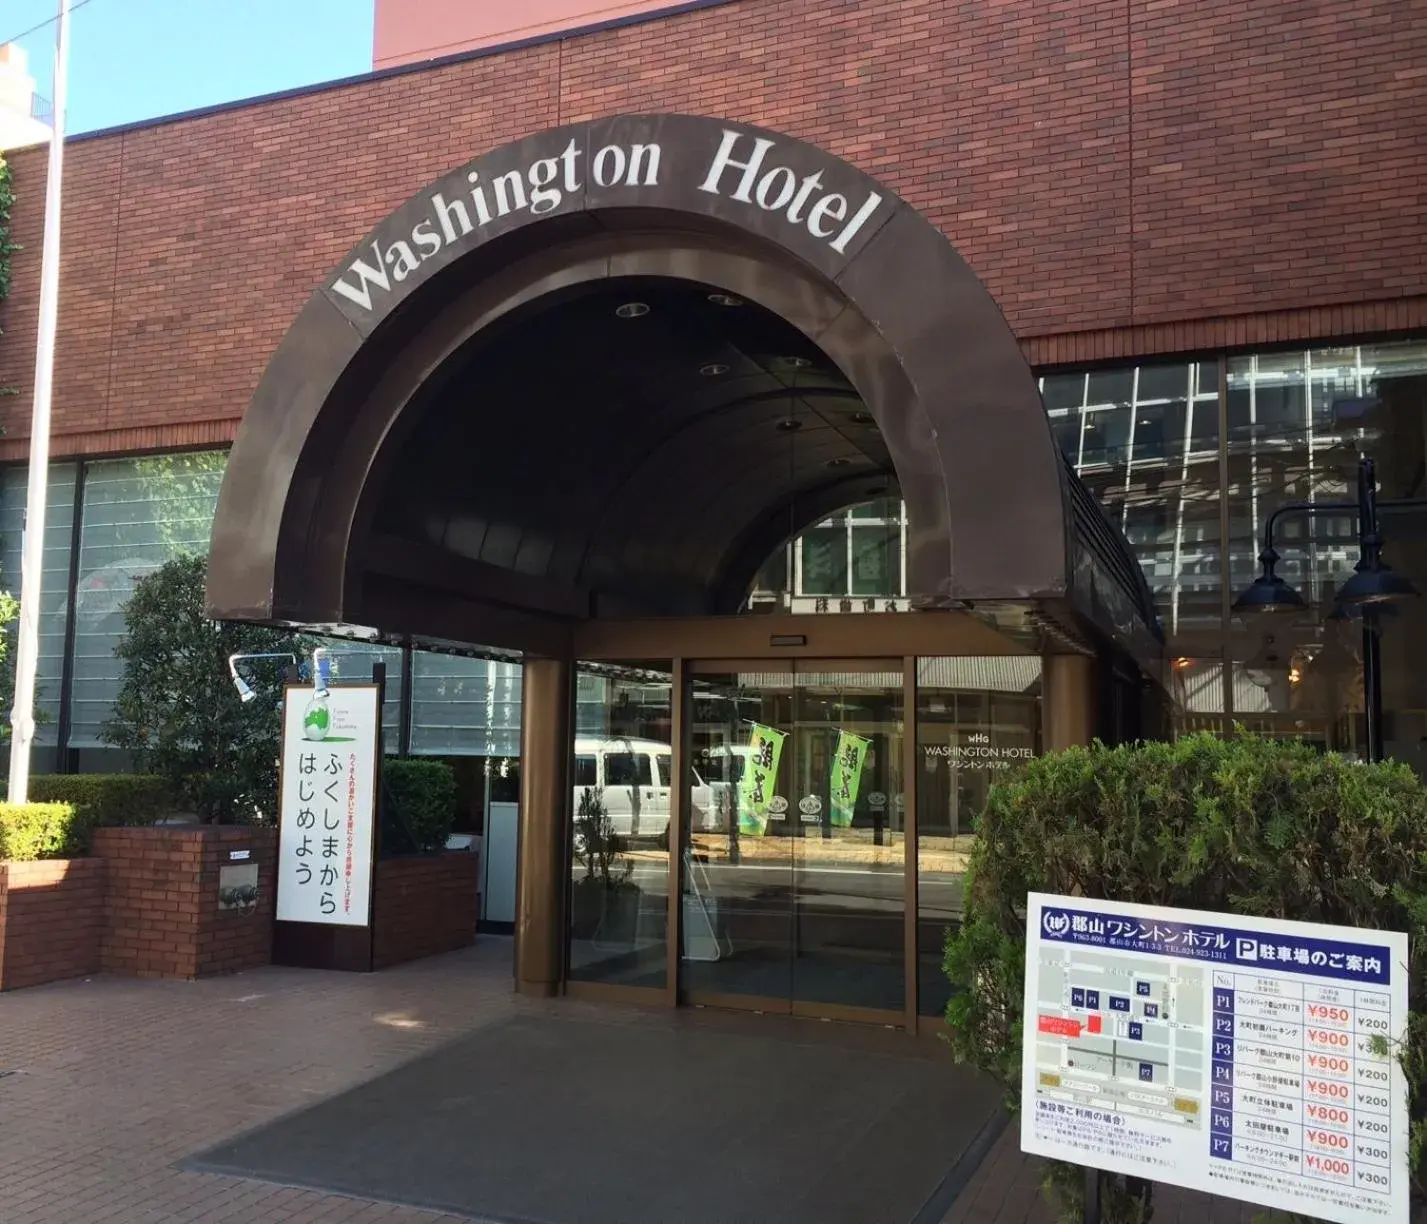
944, 732, 1427, 1224
102, 553, 302, 824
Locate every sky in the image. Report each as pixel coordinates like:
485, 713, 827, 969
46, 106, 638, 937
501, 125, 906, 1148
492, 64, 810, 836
4, 0, 375, 135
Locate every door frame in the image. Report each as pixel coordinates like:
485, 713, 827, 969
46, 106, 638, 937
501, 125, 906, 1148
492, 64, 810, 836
563, 614, 1064, 1038
677, 656, 914, 1028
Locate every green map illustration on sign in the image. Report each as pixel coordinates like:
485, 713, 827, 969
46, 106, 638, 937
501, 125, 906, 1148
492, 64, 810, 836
830, 731, 871, 827
737, 723, 787, 837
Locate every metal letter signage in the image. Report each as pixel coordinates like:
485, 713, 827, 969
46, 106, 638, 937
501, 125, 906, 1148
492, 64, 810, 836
275, 684, 380, 927
1021, 893, 1410, 1224
323, 116, 893, 328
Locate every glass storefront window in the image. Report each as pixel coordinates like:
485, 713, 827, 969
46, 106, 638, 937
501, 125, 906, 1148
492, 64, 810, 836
568, 663, 673, 989
1051, 363, 1224, 642
320, 642, 403, 756
916, 657, 1041, 1018
69, 453, 227, 752
0, 464, 76, 761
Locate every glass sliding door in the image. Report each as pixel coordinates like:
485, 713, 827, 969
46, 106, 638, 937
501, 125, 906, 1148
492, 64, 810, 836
915, 657, 1042, 1019
681, 661, 905, 1020
789, 666, 905, 1015
567, 662, 674, 990
683, 665, 796, 1006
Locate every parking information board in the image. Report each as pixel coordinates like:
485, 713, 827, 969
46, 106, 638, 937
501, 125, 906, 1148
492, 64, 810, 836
1021, 893, 1410, 1224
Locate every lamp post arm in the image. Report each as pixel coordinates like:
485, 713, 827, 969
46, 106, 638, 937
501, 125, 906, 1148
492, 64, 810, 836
1263, 497, 1427, 553
1262, 500, 1356, 554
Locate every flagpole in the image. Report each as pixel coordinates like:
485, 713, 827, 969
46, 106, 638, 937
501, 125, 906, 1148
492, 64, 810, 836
8, 0, 71, 803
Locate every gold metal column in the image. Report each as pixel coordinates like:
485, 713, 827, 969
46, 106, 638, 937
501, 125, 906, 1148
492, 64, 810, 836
1043, 654, 1096, 750
514, 656, 572, 997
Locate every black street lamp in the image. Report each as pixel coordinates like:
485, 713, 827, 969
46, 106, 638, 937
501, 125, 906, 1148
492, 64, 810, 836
1232, 456, 1427, 762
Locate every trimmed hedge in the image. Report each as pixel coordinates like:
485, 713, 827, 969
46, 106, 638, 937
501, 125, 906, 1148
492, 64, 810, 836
0, 802, 84, 861
381, 759, 458, 856
27, 774, 172, 828
944, 732, 1427, 1224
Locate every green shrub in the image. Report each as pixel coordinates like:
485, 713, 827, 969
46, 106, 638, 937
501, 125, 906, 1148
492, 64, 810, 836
27, 774, 173, 828
0, 802, 85, 861
380, 759, 457, 856
944, 731, 1427, 1224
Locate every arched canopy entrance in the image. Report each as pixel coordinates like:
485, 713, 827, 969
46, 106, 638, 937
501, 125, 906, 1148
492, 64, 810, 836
205, 113, 1158, 667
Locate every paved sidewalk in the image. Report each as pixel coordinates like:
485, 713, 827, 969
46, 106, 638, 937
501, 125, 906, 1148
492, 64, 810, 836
0, 942, 519, 1223
0, 940, 1255, 1224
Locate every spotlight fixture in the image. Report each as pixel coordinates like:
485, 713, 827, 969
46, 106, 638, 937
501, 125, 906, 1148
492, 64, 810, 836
615, 302, 650, 319
775, 418, 802, 433
708, 293, 744, 307
826, 457, 852, 468
699, 362, 729, 377
851, 411, 875, 425
781, 356, 812, 369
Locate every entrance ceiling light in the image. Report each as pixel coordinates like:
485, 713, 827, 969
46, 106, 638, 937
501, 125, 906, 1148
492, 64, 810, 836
781, 356, 812, 369
775, 418, 802, 432
708, 293, 743, 307
826, 457, 852, 468
699, 362, 729, 377
615, 301, 650, 318
851, 411, 875, 425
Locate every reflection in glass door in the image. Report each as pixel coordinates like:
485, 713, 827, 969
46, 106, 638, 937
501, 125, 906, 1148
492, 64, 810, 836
681, 662, 905, 1019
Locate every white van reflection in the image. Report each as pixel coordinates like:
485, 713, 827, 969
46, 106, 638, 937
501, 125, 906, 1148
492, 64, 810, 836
572, 737, 715, 851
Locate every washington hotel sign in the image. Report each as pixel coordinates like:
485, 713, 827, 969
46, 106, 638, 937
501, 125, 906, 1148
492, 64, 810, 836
329, 120, 888, 314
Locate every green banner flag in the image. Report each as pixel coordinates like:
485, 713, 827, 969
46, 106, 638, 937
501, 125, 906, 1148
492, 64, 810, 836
737, 723, 786, 837
830, 731, 871, 828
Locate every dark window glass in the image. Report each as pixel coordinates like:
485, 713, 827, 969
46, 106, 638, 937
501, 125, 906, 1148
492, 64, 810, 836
800, 527, 847, 595
1050, 414, 1081, 460
1080, 406, 1131, 466
1040, 373, 1085, 412
1136, 364, 1191, 402
605, 752, 652, 788
1086, 368, 1134, 405
850, 524, 897, 596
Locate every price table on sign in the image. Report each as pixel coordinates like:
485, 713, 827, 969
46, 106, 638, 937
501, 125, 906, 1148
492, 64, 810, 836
1021, 894, 1409, 1224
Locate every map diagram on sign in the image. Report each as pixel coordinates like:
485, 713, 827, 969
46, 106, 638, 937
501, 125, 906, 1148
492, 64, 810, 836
1034, 947, 1206, 1129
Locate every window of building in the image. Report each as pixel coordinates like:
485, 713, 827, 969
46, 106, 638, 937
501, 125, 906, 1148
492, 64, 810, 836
69, 453, 228, 756
0, 463, 76, 764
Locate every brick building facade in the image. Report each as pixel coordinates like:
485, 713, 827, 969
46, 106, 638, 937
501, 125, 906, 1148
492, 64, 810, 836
1, 0, 1423, 461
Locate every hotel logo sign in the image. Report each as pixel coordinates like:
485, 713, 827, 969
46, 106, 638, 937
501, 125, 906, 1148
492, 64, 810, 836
327, 118, 890, 318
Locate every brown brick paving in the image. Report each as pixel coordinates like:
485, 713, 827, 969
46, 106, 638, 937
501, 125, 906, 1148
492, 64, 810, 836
0, 942, 517, 1223
0, 937, 1268, 1224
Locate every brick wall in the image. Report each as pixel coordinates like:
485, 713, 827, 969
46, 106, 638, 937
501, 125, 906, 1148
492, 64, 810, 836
0, 0, 1423, 459
92, 826, 276, 979
372, 853, 479, 970
0, 858, 105, 990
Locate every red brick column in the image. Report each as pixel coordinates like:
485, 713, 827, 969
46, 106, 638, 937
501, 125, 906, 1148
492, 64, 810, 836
92, 826, 277, 980
372, 852, 479, 970
0, 859, 105, 990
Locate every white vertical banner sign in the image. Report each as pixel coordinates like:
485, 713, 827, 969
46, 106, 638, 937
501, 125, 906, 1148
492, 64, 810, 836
275, 685, 379, 926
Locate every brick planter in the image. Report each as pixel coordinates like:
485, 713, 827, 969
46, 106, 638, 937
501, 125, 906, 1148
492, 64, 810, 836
91, 825, 277, 979
373, 852, 479, 970
0, 858, 105, 990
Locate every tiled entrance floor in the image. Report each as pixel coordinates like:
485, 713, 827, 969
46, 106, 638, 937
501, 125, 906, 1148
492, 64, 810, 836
0, 939, 1258, 1224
